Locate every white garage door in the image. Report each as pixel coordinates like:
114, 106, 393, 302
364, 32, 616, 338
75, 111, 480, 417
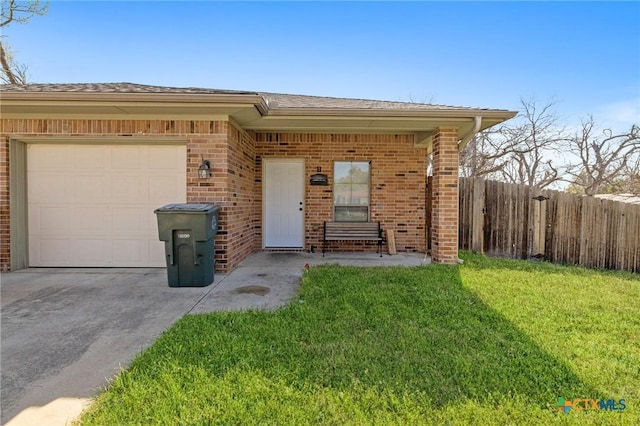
28, 144, 186, 267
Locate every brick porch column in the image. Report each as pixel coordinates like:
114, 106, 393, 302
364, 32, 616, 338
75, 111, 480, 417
431, 128, 459, 264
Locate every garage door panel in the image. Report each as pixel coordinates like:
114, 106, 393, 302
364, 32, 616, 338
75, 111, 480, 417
69, 240, 110, 264
112, 175, 148, 203
30, 206, 70, 235
74, 145, 110, 170
149, 241, 166, 266
29, 174, 69, 201
111, 239, 150, 265
39, 207, 70, 234
28, 145, 72, 170
75, 206, 110, 234
111, 145, 146, 169
31, 238, 70, 264
73, 175, 110, 203
149, 146, 185, 169
28, 143, 186, 267
149, 176, 182, 203
112, 207, 149, 234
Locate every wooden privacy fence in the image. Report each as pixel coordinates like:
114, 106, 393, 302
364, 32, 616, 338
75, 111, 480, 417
455, 177, 640, 273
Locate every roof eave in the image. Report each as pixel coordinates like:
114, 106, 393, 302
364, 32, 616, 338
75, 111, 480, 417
265, 107, 517, 120
0, 91, 269, 113
0, 90, 517, 139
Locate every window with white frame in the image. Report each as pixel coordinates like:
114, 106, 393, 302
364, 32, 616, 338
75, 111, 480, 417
334, 161, 370, 222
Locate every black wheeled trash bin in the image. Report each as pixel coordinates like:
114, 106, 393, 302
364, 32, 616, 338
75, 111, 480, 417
154, 203, 220, 287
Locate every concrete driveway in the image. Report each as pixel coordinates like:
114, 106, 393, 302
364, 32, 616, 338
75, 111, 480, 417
1, 252, 427, 425
1, 268, 218, 425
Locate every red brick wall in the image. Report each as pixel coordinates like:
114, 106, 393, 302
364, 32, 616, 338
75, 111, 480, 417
255, 133, 428, 254
431, 128, 459, 264
1, 119, 460, 271
224, 124, 258, 270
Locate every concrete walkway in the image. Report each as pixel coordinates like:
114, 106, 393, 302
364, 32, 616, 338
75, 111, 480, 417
1, 252, 428, 425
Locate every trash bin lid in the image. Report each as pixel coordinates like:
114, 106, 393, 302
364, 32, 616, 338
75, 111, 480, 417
154, 203, 218, 213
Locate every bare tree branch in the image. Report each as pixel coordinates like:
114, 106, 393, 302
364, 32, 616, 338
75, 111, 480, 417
0, 40, 27, 84
0, 0, 48, 84
0, 41, 17, 84
1, 0, 47, 27
564, 117, 640, 195
460, 97, 567, 189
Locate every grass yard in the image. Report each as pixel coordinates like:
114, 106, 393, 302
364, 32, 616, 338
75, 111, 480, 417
79, 252, 639, 425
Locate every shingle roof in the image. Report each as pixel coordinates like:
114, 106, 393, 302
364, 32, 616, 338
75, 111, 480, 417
0, 82, 501, 112
259, 92, 478, 111
0, 82, 255, 95
594, 193, 640, 205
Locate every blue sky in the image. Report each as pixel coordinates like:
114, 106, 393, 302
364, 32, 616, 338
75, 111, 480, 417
4, 1, 640, 131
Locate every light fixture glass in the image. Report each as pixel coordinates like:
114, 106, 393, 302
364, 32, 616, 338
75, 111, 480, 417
198, 159, 211, 179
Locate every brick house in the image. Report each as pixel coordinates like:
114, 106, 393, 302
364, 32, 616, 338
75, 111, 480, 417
0, 83, 516, 272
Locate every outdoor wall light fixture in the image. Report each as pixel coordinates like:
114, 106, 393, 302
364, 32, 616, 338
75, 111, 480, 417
198, 159, 212, 179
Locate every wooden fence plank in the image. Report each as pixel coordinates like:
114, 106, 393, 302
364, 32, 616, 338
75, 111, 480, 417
458, 176, 639, 273
471, 177, 485, 253
458, 177, 472, 250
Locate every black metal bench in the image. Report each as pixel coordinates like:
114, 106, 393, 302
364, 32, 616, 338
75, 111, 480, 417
323, 221, 383, 257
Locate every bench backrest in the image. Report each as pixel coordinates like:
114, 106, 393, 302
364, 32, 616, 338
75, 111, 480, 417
324, 222, 381, 238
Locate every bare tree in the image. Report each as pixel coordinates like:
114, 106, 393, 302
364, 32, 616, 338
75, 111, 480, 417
0, 0, 48, 84
621, 155, 640, 194
460, 97, 567, 188
459, 130, 510, 178
564, 117, 640, 196
500, 99, 567, 188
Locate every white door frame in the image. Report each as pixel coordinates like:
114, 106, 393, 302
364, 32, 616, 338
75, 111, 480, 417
262, 158, 305, 249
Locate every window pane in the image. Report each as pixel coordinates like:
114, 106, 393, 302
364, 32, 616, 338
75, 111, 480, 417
335, 206, 369, 222
334, 161, 370, 222
334, 184, 351, 205
334, 162, 352, 182
350, 162, 369, 183
350, 184, 369, 205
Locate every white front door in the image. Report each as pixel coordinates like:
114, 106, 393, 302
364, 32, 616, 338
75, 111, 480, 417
264, 159, 304, 248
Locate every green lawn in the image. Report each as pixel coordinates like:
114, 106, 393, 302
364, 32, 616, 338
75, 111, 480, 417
79, 252, 639, 425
